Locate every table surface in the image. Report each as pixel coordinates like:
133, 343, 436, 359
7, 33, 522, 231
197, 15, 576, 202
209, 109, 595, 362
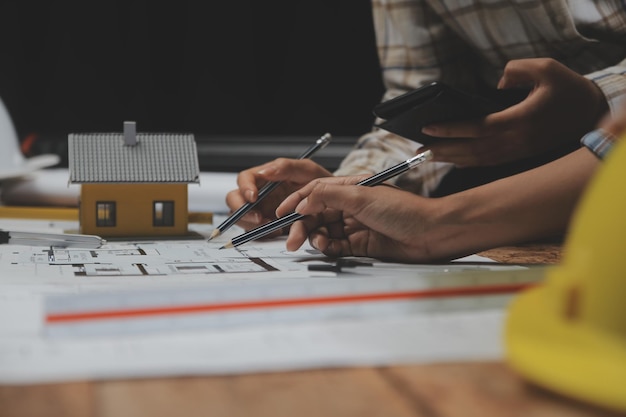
1, 243, 620, 417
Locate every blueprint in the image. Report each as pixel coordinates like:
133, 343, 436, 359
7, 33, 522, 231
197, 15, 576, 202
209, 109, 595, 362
0, 217, 325, 284
0, 215, 545, 385
1, 241, 308, 278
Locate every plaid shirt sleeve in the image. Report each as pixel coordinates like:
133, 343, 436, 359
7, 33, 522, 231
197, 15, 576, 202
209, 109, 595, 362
581, 129, 618, 160
586, 63, 626, 116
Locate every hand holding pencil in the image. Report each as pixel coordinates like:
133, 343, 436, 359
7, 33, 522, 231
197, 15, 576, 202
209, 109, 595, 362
217, 134, 333, 239
221, 150, 433, 251
277, 151, 442, 261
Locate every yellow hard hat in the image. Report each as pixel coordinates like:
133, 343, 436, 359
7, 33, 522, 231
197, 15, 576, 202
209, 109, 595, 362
505, 138, 626, 412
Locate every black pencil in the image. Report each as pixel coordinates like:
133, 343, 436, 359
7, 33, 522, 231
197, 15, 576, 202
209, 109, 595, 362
208, 133, 332, 241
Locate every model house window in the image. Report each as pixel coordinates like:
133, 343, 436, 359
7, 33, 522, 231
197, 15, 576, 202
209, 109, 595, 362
153, 201, 175, 227
96, 202, 116, 227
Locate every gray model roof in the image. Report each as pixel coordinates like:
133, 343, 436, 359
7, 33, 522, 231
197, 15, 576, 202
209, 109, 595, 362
68, 133, 200, 183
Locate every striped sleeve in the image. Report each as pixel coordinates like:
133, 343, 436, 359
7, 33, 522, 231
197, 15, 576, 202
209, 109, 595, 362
580, 129, 617, 160
586, 65, 626, 115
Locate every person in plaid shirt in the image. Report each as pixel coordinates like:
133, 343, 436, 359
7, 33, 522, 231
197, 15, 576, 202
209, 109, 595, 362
332, 0, 626, 196
227, 0, 626, 237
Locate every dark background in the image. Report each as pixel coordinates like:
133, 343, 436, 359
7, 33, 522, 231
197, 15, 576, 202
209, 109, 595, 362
0, 1, 384, 170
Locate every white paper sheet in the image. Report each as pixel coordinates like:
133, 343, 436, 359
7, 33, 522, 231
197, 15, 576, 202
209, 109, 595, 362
0, 310, 507, 384
0, 215, 544, 384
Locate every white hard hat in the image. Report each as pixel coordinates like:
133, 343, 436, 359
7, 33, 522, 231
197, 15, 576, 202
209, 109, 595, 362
0, 97, 59, 181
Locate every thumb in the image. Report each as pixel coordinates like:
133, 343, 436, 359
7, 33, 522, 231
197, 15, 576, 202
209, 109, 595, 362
498, 59, 537, 89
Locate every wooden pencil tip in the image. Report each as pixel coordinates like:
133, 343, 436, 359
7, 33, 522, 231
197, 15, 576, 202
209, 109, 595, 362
208, 229, 221, 241
219, 242, 234, 250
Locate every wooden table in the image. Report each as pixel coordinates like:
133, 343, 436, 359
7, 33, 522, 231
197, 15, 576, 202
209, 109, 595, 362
1, 243, 620, 417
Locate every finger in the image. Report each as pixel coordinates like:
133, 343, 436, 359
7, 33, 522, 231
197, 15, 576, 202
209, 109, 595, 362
421, 118, 488, 138
238, 209, 264, 225
236, 166, 271, 203
285, 219, 310, 251
285, 214, 331, 252
309, 230, 330, 253
292, 182, 365, 218
260, 158, 332, 184
285, 204, 345, 252
235, 158, 322, 203
443, 138, 525, 166
498, 58, 565, 90
424, 141, 474, 165
315, 233, 358, 258
324, 217, 348, 240
276, 175, 366, 218
310, 231, 336, 256
421, 85, 535, 138
225, 186, 274, 227
423, 138, 500, 166
308, 226, 353, 258
498, 59, 540, 89
225, 189, 246, 212
234, 213, 272, 232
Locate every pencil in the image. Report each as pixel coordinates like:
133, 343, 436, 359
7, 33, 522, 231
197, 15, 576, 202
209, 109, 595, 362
0, 229, 105, 248
220, 150, 433, 249
208, 133, 332, 241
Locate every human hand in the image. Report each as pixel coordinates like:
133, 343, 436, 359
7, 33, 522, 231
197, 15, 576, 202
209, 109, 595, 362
421, 58, 608, 167
225, 158, 332, 231
275, 176, 443, 263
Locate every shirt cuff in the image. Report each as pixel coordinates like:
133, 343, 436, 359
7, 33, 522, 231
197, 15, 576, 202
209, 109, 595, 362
586, 68, 626, 115
580, 129, 616, 160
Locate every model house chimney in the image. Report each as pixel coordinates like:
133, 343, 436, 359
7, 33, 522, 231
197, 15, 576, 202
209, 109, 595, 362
123, 121, 137, 146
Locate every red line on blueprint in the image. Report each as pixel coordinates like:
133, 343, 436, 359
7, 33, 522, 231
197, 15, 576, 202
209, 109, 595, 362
46, 283, 534, 324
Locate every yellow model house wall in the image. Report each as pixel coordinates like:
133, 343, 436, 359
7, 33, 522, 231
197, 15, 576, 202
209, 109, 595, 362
79, 183, 188, 237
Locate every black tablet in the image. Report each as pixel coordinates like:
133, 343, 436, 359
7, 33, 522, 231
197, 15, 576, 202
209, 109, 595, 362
373, 82, 529, 144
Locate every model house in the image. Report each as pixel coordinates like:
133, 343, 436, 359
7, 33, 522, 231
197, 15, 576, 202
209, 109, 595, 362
68, 122, 200, 238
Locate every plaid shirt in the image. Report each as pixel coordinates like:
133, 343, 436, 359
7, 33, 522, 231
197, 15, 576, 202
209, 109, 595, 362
334, 0, 626, 195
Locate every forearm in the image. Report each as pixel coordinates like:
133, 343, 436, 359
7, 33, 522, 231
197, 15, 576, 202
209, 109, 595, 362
425, 148, 600, 259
